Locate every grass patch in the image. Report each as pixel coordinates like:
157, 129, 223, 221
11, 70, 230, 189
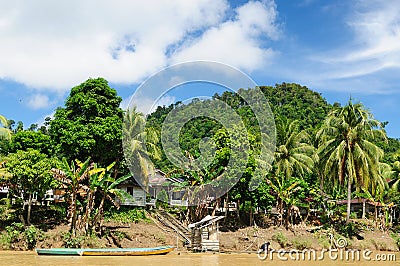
292, 237, 312, 250
104, 207, 149, 223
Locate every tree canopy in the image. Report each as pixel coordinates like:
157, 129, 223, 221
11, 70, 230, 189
49, 78, 124, 166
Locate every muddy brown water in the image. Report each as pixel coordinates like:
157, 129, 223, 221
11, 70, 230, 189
0, 251, 398, 266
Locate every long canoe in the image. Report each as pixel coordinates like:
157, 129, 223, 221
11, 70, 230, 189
36, 246, 175, 256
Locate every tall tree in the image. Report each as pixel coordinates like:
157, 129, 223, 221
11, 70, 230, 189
3, 149, 56, 225
274, 119, 314, 179
122, 107, 160, 190
49, 78, 123, 166
317, 100, 385, 223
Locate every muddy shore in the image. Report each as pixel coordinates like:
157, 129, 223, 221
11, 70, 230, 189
15, 221, 395, 253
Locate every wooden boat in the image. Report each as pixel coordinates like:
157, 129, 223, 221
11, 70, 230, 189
36, 246, 175, 256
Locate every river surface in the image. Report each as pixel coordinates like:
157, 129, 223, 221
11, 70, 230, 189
0, 251, 398, 266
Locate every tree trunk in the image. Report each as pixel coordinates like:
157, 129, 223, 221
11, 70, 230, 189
249, 201, 253, 226
93, 195, 106, 233
236, 199, 240, 220
70, 191, 77, 236
346, 180, 351, 224
211, 198, 219, 216
27, 193, 32, 225
224, 193, 229, 219
84, 190, 95, 233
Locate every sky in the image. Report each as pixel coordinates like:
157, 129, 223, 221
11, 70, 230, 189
0, 0, 399, 137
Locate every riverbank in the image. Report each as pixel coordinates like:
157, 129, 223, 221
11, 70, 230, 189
1, 219, 397, 252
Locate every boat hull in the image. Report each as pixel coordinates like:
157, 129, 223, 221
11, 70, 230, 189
36, 246, 175, 256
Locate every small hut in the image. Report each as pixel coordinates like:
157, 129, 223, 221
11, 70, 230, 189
189, 215, 224, 252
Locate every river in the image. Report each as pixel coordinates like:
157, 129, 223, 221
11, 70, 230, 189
0, 251, 398, 266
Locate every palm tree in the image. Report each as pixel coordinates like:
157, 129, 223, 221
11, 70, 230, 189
122, 107, 160, 191
274, 119, 314, 179
388, 161, 400, 190
0, 114, 11, 140
317, 100, 385, 223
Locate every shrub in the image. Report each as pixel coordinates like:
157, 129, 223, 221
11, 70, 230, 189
337, 222, 360, 238
62, 232, 85, 248
104, 207, 148, 223
0, 223, 42, 250
292, 238, 312, 250
272, 232, 289, 248
24, 225, 39, 249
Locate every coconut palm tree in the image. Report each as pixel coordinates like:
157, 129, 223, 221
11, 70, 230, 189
0, 114, 11, 140
388, 161, 400, 190
274, 119, 314, 179
122, 107, 160, 191
317, 100, 385, 223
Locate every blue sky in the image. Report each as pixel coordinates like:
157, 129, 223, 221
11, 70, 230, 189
0, 0, 399, 137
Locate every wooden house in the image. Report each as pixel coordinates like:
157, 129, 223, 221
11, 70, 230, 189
117, 169, 189, 207
189, 215, 224, 252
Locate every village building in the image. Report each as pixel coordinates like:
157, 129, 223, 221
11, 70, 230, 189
189, 215, 224, 252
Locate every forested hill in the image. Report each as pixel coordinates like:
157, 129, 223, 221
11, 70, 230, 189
215, 83, 332, 130
146, 83, 333, 171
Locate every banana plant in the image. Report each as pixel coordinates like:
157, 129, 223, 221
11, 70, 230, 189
90, 163, 133, 233
51, 158, 95, 235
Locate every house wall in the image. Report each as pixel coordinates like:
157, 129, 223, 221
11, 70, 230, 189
118, 185, 146, 206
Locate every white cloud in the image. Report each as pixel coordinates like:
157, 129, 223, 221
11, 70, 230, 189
127, 94, 176, 115
171, 0, 280, 71
0, 0, 279, 94
0, 0, 228, 91
27, 94, 54, 110
311, 0, 400, 80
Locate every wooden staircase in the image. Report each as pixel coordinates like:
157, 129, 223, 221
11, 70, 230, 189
155, 210, 192, 247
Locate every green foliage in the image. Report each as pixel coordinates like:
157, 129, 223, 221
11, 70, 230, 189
317, 100, 386, 223
7, 130, 52, 155
3, 149, 58, 224
0, 223, 42, 250
0, 198, 15, 224
4, 149, 57, 195
336, 222, 360, 238
49, 78, 123, 166
292, 237, 312, 250
259, 83, 331, 130
104, 207, 148, 223
24, 225, 39, 249
147, 83, 331, 172
0, 114, 12, 141
272, 232, 289, 248
62, 231, 85, 248
390, 233, 400, 249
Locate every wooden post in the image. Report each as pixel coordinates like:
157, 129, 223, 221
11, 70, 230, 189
362, 200, 366, 219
